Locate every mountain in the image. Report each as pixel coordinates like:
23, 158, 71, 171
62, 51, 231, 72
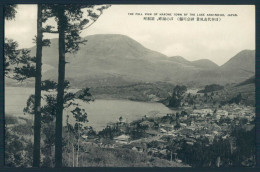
191, 59, 219, 69
168, 56, 190, 64
235, 75, 255, 87
30, 34, 213, 87
221, 50, 255, 72
191, 50, 255, 85
30, 34, 168, 67
218, 75, 255, 106
219, 50, 255, 83
5, 34, 255, 88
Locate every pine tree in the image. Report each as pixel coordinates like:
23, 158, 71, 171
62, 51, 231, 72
42, 5, 109, 167
32, 4, 44, 167
5, 4, 54, 167
7, 4, 109, 167
24, 79, 93, 167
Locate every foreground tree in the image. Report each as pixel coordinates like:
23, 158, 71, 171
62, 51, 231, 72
65, 107, 89, 167
33, 4, 44, 167
4, 4, 53, 167
24, 80, 93, 167
5, 4, 108, 167
40, 4, 110, 167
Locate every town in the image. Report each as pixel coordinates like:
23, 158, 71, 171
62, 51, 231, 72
77, 101, 255, 167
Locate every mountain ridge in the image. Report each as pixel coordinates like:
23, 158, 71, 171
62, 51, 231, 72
6, 34, 255, 88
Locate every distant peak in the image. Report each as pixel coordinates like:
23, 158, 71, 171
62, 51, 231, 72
191, 59, 219, 68
192, 59, 218, 64
85, 34, 134, 39
221, 49, 255, 68
233, 49, 255, 57
239, 49, 255, 53
168, 56, 190, 63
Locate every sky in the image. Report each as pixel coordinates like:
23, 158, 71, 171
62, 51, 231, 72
5, 5, 255, 65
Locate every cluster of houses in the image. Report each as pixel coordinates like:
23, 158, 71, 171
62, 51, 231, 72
79, 103, 255, 162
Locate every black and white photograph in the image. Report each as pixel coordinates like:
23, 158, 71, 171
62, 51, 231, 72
4, 4, 256, 168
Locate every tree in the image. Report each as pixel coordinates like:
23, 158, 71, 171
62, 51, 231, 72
33, 4, 102, 166
4, 5, 35, 78
33, 4, 44, 167
4, 5, 17, 20
197, 84, 224, 93
5, 128, 33, 167
66, 107, 88, 167
24, 80, 93, 167
6, 4, 109, 167
228, 93, 242, 104
55, 5, 66, 167
168, 85, 187, 108
167, 140, 180, 161
119, 116, 123, 123
4, 4, 44, 167
44, 5, 110, 167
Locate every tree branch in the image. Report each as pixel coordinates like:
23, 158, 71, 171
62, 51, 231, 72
81, 9, 104, 30
42, 30, 59, 34
82, 19, 97, 30
73, 39, 88, 44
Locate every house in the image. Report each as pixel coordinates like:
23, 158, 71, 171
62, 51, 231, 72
129, 142, 147, 152
179, 128, 193, 136
186, 126, 196, 131
81, 135, 88, 140
182, 116, 188, 120
190, 113, 198, 117
159, 149, 167, 156
193, 110, 203, 114
160, 128, 167, 133
183, 102, 189, 106
228, 114, 235, 120
114, 134, 130, 144
132, 146, 138, 151
217, 110, 228, 116
202, 109, 213, 114
180, 123, 187, 127
161, 124, 174, 131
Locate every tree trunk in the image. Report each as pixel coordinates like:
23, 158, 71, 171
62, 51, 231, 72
33, 4, 43, 167
72, 143, 74, 167
170, 151, 172, 161
68, 128, 71, 167
216, 156, 221, 167
76, 138, 79, 167
55, 5, 66, 168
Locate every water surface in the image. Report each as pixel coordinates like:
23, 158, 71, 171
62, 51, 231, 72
5, 87, 174, 131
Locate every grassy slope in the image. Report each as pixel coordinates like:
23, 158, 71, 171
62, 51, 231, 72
6, 115, 188, 167
64, 146, 189, 167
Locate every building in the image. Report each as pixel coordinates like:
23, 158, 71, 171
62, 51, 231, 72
114, 134, 130, 144
216, 110, 228, 116
194, 109, 213, 115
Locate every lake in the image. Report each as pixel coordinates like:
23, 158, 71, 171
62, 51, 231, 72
5, 87, 175, 131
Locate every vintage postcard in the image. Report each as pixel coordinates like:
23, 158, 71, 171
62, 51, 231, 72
4, 4, 255, 168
